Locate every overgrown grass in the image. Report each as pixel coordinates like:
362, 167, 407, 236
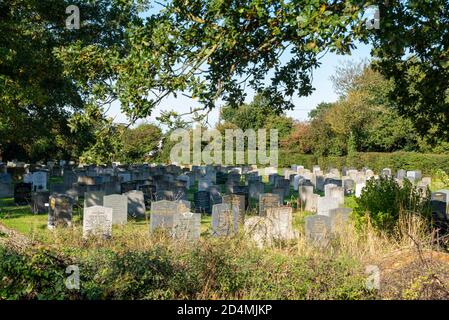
1, 183, 449, 300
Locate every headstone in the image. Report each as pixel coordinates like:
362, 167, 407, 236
329, 208, 352, 232
0, 182, 13, 198
430, 190, 449, 232
48, 194, 72, 228
355, 182, 366, 198
32, 171, 47, 191
299, 186, 318, 212
317, 196, 339, 216
31, 191, 50, 214
249, 181, 265, 200
103, 194, 128, 225
124, 190, 146, 218
172, 212, 201, 241
266, 206, 295, 240
211, 203, 239, 237
84, 191, 104, 208
259, 193, 280, 216
244, 216, 274, 248
194, 191, 211, 214
14, 182, 32, 205
407, 170, 422, 182
343, 178, 355, 195
397, 169, 406, 180
150, 200, 189, 233
222, 194, 246, 224
83, 206, 113, 238
305, 215, 331, 243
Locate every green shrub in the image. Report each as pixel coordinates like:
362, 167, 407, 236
354, 177, 431, 233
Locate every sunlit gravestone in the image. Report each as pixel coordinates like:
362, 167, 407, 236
304, 215, 332, 244
211, 203, 239, 237
83, 205, 113, 238
48, 194, 73, 229
103, 194, 128, 225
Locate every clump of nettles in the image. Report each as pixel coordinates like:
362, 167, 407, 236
354, 176, 432, 234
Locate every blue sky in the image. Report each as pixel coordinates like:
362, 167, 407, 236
107, 42, 372, 127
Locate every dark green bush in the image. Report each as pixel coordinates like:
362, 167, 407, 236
354, 177, 431, 233
0, 243, 375, 300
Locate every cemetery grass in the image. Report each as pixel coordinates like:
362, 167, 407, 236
1, 181, 449, 300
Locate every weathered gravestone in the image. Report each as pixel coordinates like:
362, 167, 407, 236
266, 206, 296, 240
84, 191, 104, 208
222, 194, 246, 224
299, 186, 317, 212
31, 191, 50, 214
329, 207, 352, 232
259, 193, 280, 216
83, 206, 113, 238
103, 194, 128, 225
124, 190, 146, 218
172, 212, 201, 241
14, 182, 32, 205
150, 200, 190, 233
244, 216, 274, 248
304, 215, 332, 244
48, 194, 72, 228
317, 196, 339, 216
211, 203, 239, 237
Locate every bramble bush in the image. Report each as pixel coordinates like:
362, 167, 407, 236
354, 177, 432, 234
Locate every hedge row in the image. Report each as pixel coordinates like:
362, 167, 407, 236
278, 151, 449, 175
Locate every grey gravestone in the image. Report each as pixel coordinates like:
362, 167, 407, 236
150, 200, 189, 232
305, 215, 332, 243
124, 190, 146, 218
83, 205, 113, 238
48, 194, 73, 228
211, 203, 239, 237
0, 182, 13, 198
317, 196, 339, 216
343, 178, 355, 195
222, 194, 246, 224
329, 207, 352, 232
299, 186, 315, 211
244, 216, 274, 248
32, 171, 47, 191
259, 193, 280, 216
103, 194, 128, 225
397, 169, 406, 180
249, 181, 265, 200
31, 191, 50, 214
84, 191, 105, 208
266, 206, 295, 240
172, 212, 201, 241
